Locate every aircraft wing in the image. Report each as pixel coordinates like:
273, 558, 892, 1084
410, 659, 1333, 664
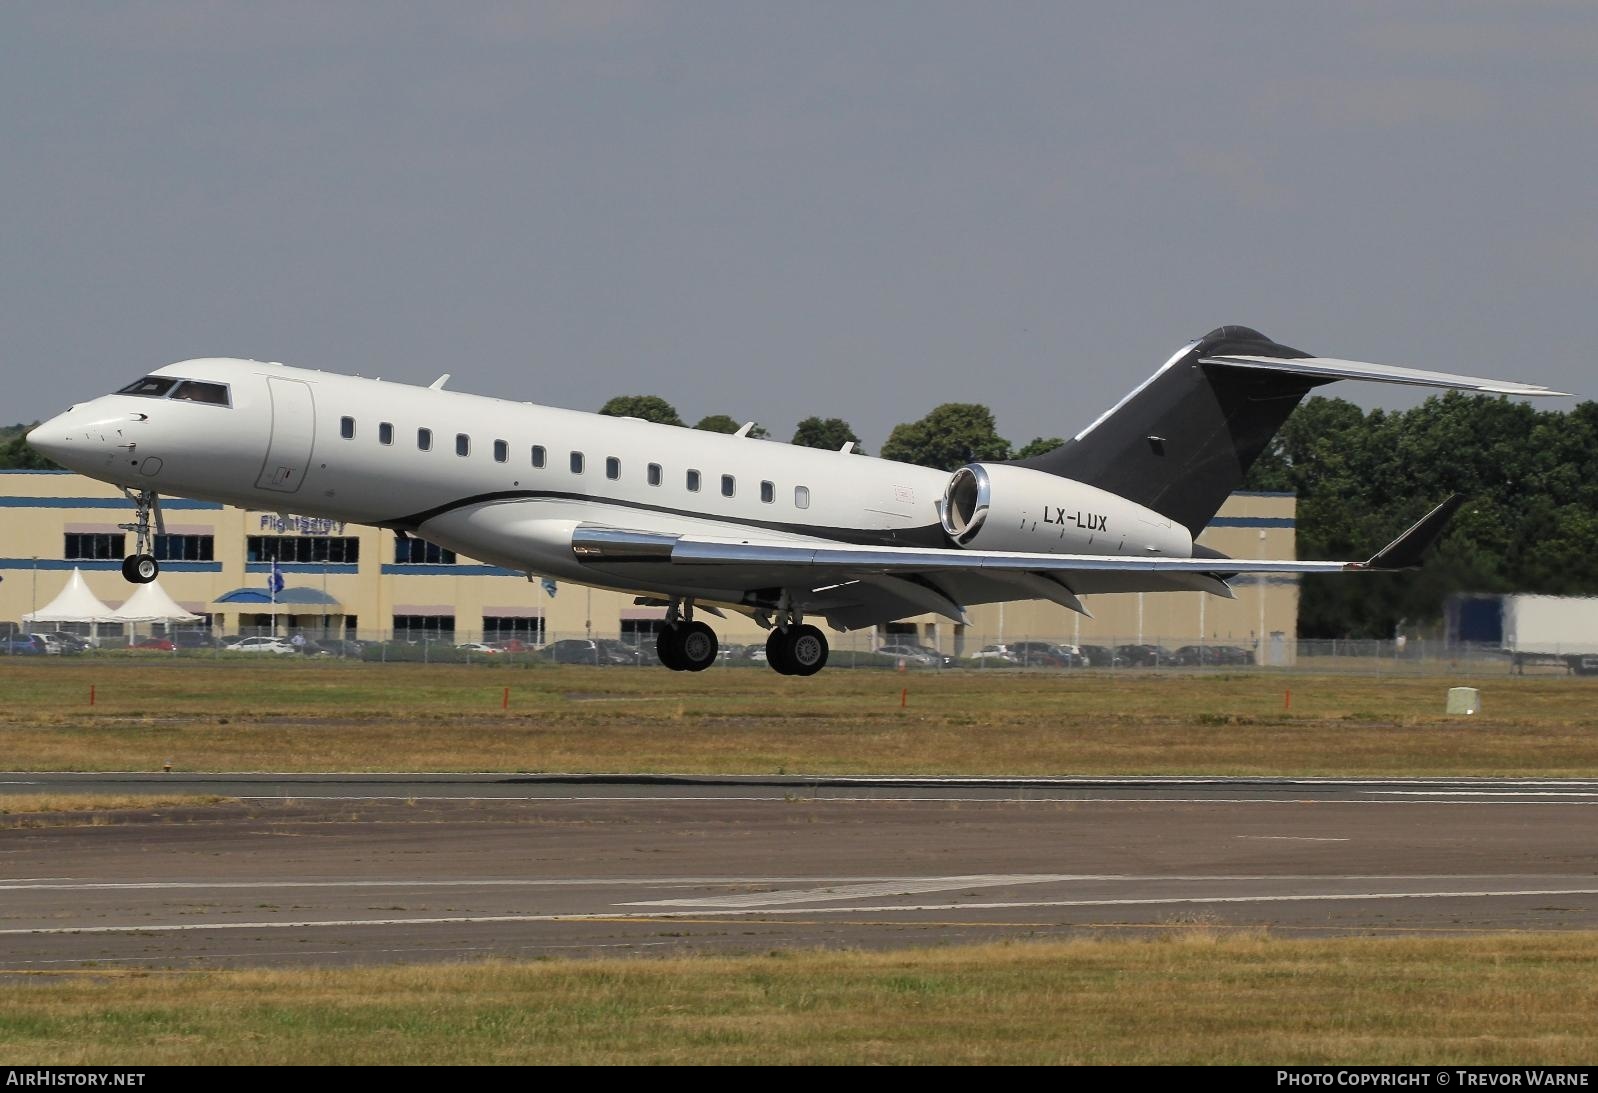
572, 496, 1464, 628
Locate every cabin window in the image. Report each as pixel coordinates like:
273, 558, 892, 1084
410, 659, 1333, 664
531, 445, 546, 468
760, 480, 774, 504
686, 469, 701, 492
493, 439, 508, 463
340, 416, 355, 440
378, 422, 394, 445
647, 463, 662, 486
794, 485, 810, 509
417, 428, 433, 451
570, 451, 585, 474
456, 433, 470, 457
170, 380, 231, 406
721, 474, 735, 498
116, 376, 177, 398
606, 456, 620, 480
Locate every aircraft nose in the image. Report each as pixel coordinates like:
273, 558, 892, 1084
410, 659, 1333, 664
26, 407, 142, 470
25, 415, 72, 462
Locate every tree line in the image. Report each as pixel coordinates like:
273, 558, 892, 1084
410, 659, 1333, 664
10, 392, 1596, 638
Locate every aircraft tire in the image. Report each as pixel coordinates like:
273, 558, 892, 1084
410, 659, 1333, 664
787, 624, 828, 676
125, 554, 159, 584
765, 628, 796, 675
656, 626, 688, 671
678, 621, 718, 672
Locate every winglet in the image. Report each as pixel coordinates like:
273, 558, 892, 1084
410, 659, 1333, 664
1362, 495, 1466, 570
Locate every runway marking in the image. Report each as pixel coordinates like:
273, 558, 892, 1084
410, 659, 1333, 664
1367, 791, 1598, 798
1235, 836, 1350, 842
225, 794, 1598, 806
0, 877, 911, 893
7, 887, 1598, 936
625, 874, 1084, 908
0, 872, 1564, 894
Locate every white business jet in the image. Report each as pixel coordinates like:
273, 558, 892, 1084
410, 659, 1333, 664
27, 326, 1566, 675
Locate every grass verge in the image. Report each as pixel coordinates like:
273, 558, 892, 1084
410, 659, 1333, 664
0, 661, 1595, 776
2, 934, 1596, 1064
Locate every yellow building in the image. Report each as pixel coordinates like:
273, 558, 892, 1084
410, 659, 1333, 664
0, 470, 1297, 660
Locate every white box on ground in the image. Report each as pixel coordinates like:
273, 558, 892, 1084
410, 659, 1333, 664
1446, 687, 1480, 715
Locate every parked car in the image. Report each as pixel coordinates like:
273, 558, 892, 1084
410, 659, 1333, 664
977, 641, 1083, 667
1077, 644, 1125, 668
2, 635, 49, 655
44, 630, 96, 652
455, 642, 503, 656
225, 636, 299, 656
171, 630, 217, 649
133, 636, 176, 651
541, 638, 635, 666
28, 633, 67, 655
875, 643, 942, 667
1115, 643, 1174, 667
317, 638, 367, 659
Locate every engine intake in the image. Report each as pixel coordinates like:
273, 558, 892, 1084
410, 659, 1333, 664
938, 462, 1193, 557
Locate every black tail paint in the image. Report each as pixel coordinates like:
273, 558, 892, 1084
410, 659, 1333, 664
1012, 326, 1327, 536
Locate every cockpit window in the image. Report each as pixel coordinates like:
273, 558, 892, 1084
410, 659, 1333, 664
170, 380, 231, 406
117, 377, 178, 398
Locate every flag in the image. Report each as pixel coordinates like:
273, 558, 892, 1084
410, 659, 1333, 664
541, 577, 557, 597
268, 562, 285, 595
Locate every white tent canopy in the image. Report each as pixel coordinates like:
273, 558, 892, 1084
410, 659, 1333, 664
105, 579, 202, 624
22, 568, 115, 625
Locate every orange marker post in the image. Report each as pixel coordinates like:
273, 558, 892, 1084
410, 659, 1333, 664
503, 687, 510, 710
900, 687, 908, 708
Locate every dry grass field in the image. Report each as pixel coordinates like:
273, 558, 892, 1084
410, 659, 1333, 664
3, 933, 1596, 1065
0, 659, 1595, 776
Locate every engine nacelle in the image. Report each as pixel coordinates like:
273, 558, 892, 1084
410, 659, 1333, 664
939, 463, 1194, 557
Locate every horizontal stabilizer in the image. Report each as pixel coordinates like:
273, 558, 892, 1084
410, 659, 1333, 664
1362, 494, 1465, 571
1199, 355, 1571, 397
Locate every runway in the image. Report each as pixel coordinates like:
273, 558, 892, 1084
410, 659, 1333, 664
3, 774, 1597, 969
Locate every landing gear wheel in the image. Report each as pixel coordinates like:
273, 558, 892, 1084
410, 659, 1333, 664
766, 628, 796, 675
766, 625, 828, 676
677, 621, 718, 672
656, 626, 688, 671
122, 554, 159, 584
786, 624, 828, 676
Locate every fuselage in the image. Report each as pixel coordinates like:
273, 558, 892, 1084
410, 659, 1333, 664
27, 358, 1195, 607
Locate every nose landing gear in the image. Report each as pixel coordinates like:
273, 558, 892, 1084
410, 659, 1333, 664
118, 487, 162, 585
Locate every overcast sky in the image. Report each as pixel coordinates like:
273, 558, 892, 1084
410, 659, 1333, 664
4, 3, 1593, 449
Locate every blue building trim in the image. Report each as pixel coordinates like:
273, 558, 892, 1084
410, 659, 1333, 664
244, 562, 359, 575
0, 559, 222, 573
1206, 517, 1295, 528
381, 563, 521, 576
1, 496, 224, 509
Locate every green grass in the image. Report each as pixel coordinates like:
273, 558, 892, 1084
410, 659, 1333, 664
3, 934, 1597, 1064
2, 660, 1596, 775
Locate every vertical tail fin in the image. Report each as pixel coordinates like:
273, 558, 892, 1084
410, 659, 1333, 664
1013, 326, 1322, 535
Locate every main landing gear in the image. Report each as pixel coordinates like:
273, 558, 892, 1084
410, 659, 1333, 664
656, 599, 719, 672
765, 624, 828, 677
655, 597, 830, 675
118, 487, 162, 584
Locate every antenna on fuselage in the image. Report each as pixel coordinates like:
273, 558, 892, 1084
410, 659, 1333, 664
429, 374, 451, 390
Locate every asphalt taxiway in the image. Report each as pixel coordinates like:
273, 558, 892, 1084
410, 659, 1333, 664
3, 774, 1596, 969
